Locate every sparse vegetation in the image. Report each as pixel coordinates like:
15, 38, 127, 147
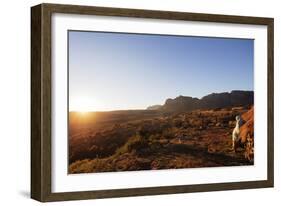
69, 106, 254, 174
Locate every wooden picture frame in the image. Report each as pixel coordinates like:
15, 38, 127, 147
31, 3, 274, 202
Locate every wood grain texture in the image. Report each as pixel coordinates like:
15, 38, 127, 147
31, 4, 42, 201
267, 20, 274, 186
42, 3, 272, 25
31, 3, 274, 202
31, 4, 52, 202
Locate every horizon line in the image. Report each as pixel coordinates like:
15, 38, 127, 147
69, 90, 253, 113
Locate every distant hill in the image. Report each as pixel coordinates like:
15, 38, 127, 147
148, 90, 253, 112
146, 105, 162, 110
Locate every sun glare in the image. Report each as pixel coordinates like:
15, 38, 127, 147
70, 96, 101, 113
77, 110, 88, 116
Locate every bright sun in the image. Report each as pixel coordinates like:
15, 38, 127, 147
70, 96, 101, 112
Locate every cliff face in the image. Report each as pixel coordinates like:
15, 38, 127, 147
163, 96, 200, 112
152, 90, 253, 112
200, 90, 253, 109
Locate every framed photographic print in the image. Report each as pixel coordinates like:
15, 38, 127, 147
31, 3, 274, 202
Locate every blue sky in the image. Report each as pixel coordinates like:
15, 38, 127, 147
68, 31, 253, 112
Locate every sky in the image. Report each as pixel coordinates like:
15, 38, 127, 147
68, 30, 254, 112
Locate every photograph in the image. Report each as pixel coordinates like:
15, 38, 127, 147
30, 3, 274, 201
68, 31, 255, 174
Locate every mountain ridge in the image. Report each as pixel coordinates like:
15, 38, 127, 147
147, 90, 253, 112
